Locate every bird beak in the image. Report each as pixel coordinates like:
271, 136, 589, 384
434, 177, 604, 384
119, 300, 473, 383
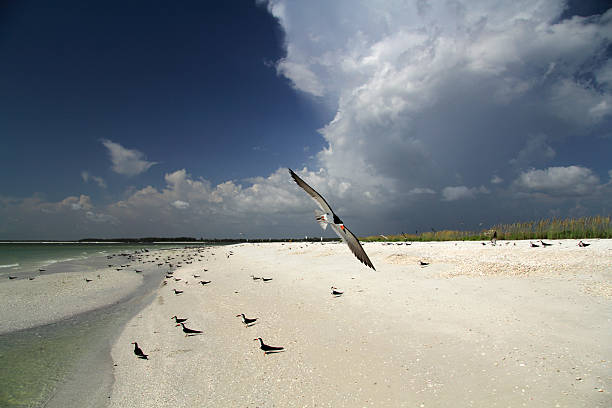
253, 339, 258, 341
236, 315, 241, 317
175, 324, 180, 327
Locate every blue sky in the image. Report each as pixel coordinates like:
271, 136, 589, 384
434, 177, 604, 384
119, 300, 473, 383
1, 0, 611, 240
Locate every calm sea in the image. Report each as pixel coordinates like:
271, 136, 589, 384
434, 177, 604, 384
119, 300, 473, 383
0, 242, 206, 278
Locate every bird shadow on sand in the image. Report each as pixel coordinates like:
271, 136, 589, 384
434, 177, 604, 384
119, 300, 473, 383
264, 349, 286, 355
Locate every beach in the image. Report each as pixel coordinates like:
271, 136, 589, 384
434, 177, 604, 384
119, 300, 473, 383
107, 240, 611, 407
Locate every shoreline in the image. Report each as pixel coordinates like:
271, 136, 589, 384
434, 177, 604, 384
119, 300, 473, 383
109, 240, 611, 407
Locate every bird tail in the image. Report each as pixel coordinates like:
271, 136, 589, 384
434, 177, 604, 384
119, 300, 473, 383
314, 209, 328, 230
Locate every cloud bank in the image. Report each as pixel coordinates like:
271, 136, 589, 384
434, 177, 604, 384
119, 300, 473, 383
2, 1, 612, 239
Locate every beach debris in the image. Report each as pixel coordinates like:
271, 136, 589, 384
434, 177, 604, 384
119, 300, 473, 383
289, 168, 376, 271
236, 313, 257, 327
131, 342, 148, 359
176, 322, 203, 336
254, 337, 284, 355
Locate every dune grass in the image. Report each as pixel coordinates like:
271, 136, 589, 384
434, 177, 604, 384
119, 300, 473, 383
362, 215, 612, 242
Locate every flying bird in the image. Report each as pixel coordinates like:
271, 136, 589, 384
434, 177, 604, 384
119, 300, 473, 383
289, 168, 375, 271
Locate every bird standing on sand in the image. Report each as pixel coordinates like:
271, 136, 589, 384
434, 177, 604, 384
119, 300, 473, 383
236, 313, 257, 326
171, 315, 187, 323
254, 337, 284, 354
176, 322, 203, 336
289, 168, 375, 271
331, 286, 343, 296
131, 342, 148, 359
419, 261, 429, 266
173, 288, 183, 294
199, 280, 211, 285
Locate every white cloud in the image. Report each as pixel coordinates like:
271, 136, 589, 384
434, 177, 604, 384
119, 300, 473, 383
81, 171, 107, 188
491, 175, 503, 184
101, 139, 157, 176
409, 187, 436, 195
171, 200, 190, 209
513, 165, 601, 196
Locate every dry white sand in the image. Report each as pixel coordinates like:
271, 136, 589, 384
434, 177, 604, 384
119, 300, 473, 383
110, 240, 611, 407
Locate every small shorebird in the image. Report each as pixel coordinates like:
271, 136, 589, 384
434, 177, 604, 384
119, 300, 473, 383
173, 288, 183, 295
85, 278, 93, 282
171, 315, 187, 323
131, 342, 148, 359
578, 240, 590, 247
199, 280, 211, 285
176, 322, 203, 336
331, 286, 343, 296
253, 337, 284, 355
419, 261, 429, 266
236, 313, 257, 326
530, 242, 539, 247
289, 169, 375, 271
540, 240, 553, 247
250, 275, 261, 280
261, 277, 273, 282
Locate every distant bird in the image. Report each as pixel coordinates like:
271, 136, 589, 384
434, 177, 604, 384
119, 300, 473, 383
131, 342, 148, 359
85, 278, 93, 282
262, 277, 273, 282
250, 275, 261, 280
331, 286, 343, 296
135, 269, 142, 273
530, 242, 540, 248
578, 240, 590, 247
173, 289, 183, 295
38, 269, 46, 272
8, 276, 17, 280
28, 277, 35, 280
171, 315, 187, 323
176, 322, 203, 336
289, 168, 375, 271
419, 261, 429, 266
199, 280, 211, 285
193, 274, 200, 278
253, 337, 284, 355
540, 240, 553, 247
236, 313, 257, 326
174, 278, 181, 281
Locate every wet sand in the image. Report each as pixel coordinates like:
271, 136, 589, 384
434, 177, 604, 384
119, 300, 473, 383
109, 240, 612, 407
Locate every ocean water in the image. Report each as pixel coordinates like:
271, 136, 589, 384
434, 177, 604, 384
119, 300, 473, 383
0, 242, 226, 407
0, 242, 204, 278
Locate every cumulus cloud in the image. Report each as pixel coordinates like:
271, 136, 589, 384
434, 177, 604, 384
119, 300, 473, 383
513, 165, 601, 196
101, 139, 157, 176
171, 200, 190, 209
81, 171, 107, 188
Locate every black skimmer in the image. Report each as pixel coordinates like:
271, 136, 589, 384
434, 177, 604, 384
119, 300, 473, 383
193, 274, 200, 278
8, 276, 17, 280
419, 261, 429, 266
176, 322, 203, 336
331, 286, 343, 296
85, 278, 93, 282
199, 280, 211, 285
261, 277, 273, 282
236, 313, 257, 326
250, 275, 261, 280
540, 240, 553, 247
173, 289, 183, 295
131, 342, 148, 359
253, 337, 284, 355
578, 240, 590, 247
530, 242, 539, 247
171, 315, 188, 323
289, 168, 375, 271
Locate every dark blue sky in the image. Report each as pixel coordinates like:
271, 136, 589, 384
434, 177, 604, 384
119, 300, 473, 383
1, 1, 611, 240
1, 1, 328, 202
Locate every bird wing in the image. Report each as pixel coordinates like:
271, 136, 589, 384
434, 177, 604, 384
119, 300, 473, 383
289, 169, 334, 215
330, 223, 376, 271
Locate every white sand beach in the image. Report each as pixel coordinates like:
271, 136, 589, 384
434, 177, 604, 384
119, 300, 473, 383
109, 240, 611, 407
